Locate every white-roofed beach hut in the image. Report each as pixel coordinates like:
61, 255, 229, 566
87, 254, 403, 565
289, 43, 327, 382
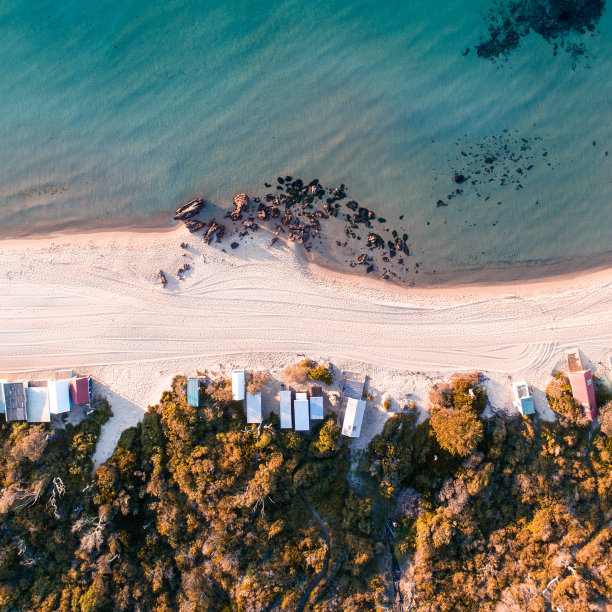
295, 392, 308, 401
280, 390, 292, 429
294, 399, 310, 431
232, 369, 246, 401
48, 380, 71, 414
246, 392, 262, 424
342, 398, 366, 438
26, 387, 51, 423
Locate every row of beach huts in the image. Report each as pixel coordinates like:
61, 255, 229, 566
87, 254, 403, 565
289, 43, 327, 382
0, 372, 92, 423
186, 369, 368, 437
512, 348, 598, 419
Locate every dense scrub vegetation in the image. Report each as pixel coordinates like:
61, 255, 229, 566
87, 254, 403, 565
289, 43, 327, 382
367, 374, 612, 611
0, 372, 610, 611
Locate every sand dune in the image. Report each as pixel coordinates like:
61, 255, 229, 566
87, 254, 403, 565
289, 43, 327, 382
1, 226, 610, 463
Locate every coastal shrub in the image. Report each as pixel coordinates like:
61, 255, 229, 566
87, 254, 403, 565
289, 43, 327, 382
382, 396, 391, 411
546, 376, 584, 423
308, 364, 333, 385
430, 408, 484, 457
599, 400, 612, 436
284, 359, 314, 383
207, 378, 233, 403
246, 370, 270, 395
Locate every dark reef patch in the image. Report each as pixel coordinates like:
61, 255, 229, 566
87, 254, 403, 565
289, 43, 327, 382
476, 0, 605, 59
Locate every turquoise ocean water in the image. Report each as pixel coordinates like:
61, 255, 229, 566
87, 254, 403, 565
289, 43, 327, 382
0, 0, 610, 277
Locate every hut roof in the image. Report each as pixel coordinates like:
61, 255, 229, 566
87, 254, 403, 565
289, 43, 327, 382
294, 399, 310, 431
309, 396, 324, 420
342, 398, 366, 438
279, 390, 292, 429
232, 369, 246, 401
2, 382, 27, 422
48, 380, 71, 414
69, 377, 91, 405
26, 387, 51, 423
186, 378, 200, 407
246, 392, 262, 424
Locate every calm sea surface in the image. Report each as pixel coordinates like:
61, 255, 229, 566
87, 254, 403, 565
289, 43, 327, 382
0, 0, 610, 275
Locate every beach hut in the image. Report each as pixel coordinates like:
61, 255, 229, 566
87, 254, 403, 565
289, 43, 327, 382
2, 382, 27, 422
309, 397, 324, 420
294, 399, 310, 431
69, 377, 91, 405
232, 369, 246, 401
186, 378, 200, 407
279, 390, 292, 429
0, 381, 5, 415
295, 392, 308, 401
310, 385, 324, 420
26, 386, 51, 423
512, 381, 535, 416
342, 397, 366, 438
246, 392, 262, 424
48, 380, 71, 414
566, 348, 598, 420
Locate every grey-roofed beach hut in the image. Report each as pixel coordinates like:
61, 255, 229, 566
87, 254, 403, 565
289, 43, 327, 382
2, 382, 27, 422
232, 369, 246, 401
279, 390, 292, 429
246, 392, 262, 424
187, 378, 200, 407
26, 387, 51, 423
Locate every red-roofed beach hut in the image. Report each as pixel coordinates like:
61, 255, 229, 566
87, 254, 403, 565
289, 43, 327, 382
69, 377, 91, 405
565, 349, 597, 420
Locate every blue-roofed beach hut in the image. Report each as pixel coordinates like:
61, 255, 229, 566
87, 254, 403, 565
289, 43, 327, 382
187, 378, 200, 407
512, 381, 535, 416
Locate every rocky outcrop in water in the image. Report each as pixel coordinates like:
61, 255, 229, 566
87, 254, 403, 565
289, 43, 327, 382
174, 198, 205, 221
476, 0, 605, 59
231, 193, 250, 220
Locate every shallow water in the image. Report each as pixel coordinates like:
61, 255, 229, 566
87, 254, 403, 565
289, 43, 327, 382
0, 0, 610, 277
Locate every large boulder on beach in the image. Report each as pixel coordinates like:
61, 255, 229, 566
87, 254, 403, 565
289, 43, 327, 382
157, 270, 167, 287
231, 193, 250, 220
185, 220, 206, 233
174, 198, 205, 221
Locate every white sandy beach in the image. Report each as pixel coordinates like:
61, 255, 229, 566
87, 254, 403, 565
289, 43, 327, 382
1, 226, 611, 464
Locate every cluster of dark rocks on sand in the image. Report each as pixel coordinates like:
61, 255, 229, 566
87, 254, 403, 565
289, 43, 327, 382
475, 0, 604, 60
170, 178, 421, 283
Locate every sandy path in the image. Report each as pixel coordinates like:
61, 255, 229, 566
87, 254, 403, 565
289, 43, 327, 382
1, 227, 610, 462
